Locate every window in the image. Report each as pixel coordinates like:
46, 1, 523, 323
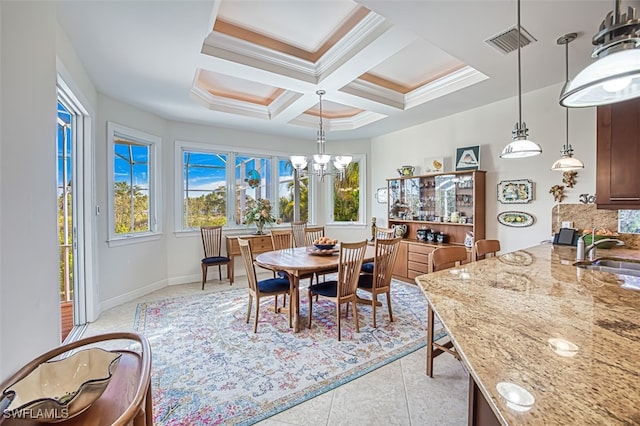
328, 155, 365, 224
183, 151, 227, 228
108, 122, 160, 244
277, 159, 309, 223
235, 155, 271, 225
176, 142, 307, 232
619, 210, 640, 233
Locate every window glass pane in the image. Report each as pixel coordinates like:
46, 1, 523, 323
183, 150, 227, 228
113, 140, 150, 234
333, 161, 360, 222
235, 155, 271, 225
618, 210, 640, 233
277, 159, 309, 223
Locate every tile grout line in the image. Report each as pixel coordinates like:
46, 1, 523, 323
400, 356, 414, 426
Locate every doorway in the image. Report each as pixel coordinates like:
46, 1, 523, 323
57, 80, 93, 342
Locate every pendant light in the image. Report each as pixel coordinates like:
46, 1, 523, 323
290, 90, 352, 182
552, 33, 585, 171
500, 0, 542, 159
559, 0, 640, 107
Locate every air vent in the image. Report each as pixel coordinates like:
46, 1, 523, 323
485, 26, 537, 54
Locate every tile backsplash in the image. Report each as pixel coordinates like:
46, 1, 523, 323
551, 204, 640, 249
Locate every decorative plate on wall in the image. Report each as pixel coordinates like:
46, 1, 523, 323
497, 211, 535, 227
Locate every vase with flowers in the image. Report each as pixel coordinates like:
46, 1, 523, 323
244, 198, 279, 234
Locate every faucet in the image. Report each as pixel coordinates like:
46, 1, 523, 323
576, 226, 625, 261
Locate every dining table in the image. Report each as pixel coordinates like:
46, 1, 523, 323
255, 244, 376, 332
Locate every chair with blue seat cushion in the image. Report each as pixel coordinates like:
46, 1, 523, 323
238, 238, 291, 332
200, 226, 232, 289
308, 240, 367, 341
357, 236, 401, 328
361, 227, 395, 274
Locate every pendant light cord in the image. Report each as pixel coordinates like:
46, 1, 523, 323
564, 41, 569, 150
517, 0, 522, 126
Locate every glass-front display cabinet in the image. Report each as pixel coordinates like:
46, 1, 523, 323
387, 170, 485, 246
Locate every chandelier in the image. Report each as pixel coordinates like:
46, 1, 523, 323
552, 33, 585, 171
290, 90, 352, 182
559, 0, 640, 107
500, 0, 542, 159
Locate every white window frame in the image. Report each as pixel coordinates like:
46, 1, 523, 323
107, 122, 161, 246
326, 154, 366, 226
174, 141, 305, 234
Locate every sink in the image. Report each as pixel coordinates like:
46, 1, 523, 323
593, 258, 640, 271
574, 257, 640, 277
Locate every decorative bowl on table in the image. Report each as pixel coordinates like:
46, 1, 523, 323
314, 243, 336, 250
1, 348, 122, 422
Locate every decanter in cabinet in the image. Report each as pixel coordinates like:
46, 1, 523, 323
387, 170, 485, 245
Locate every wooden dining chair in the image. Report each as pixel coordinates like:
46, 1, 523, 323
304, 226, 325, 246
271, 229, 293, 250
357, 237, 401, 327
200, 226, 232, 288
362, 227, 396, 273
426, 245, 468, 377
475, 239, 501, 261
291, 221, 307, 248
238, 238, 292, 332
308, 240, 367, 341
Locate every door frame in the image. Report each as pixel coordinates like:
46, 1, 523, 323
57, 76, 98, 331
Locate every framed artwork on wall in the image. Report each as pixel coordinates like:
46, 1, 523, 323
375, 187, 388, 203
497, 179, 534, 204
455, 146, 480, 171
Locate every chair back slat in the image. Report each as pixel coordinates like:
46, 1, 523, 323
271, 229, 293, 250
304, 226, 325, 247
238, 238, 258, 292
372, 237, 402, 290
475, 239, 501, 260
201, 226, 223, 257
375, 227, 395, 240
336, 241, 367, 298
431, 246, 468, 272
291, 221, 307, 248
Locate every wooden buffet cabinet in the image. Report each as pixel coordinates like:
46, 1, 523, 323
225, 234, 273, 284
387, 170, 485, 281
596, 97, 640, 209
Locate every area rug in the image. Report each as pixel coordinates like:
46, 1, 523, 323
134, 279, 442, 425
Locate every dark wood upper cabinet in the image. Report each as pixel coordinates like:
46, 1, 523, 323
596, 97, 640, 209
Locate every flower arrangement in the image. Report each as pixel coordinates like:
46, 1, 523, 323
243, 198, 280, 234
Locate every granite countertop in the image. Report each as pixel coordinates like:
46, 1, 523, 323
414, 244, 640, 425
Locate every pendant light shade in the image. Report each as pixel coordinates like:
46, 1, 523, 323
559, 0, 640, 107
552, 33, 585, 171
500, 0, 542, 159
551, 153, 585, 171
289, 90, 352, 181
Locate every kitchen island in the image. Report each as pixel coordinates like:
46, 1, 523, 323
415, 244, 640, 425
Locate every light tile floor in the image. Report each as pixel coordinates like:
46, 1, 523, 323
82, 275, 469, 425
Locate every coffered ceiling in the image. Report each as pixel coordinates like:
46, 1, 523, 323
55, 0, 633, 141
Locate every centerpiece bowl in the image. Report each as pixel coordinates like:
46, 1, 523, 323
2, 348, 122, 422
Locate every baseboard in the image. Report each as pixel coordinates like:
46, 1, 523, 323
167, 274, 200, 286
100, 278, 168, 311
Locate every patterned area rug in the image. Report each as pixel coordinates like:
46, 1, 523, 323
134, 279, 441, 425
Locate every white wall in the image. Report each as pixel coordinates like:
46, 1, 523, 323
0, 1, 60, 379
56, 18, 101, 322
96, 95, 169, 309
371, 83, 597, 253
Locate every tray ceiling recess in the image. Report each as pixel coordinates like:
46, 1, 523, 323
192, 0, 488, 132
